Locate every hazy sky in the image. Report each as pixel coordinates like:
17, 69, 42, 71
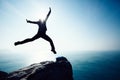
0, 0, 120, 54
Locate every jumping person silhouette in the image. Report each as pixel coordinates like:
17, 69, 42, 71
14, 7, 56, 54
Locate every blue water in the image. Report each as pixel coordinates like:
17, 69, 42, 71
0, 51, 120, 80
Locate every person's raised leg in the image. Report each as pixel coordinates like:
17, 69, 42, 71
14, 34, 39, 46
42, 34, 56, 54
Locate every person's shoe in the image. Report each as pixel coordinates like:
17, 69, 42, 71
51, 49, 57, 54
14, 41, 20, 46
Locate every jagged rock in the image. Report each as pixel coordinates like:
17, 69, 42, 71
0, 56, 73, 80
0, 71, 8, 80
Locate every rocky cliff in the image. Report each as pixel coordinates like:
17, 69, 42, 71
0, 56, 73, 80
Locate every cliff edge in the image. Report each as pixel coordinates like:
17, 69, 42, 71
0, 56, 73, 80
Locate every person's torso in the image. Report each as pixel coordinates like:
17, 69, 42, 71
37, 21, 47, 33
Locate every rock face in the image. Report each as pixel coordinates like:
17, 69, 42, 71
0, 56, 73, 80
0, 71, 8, 80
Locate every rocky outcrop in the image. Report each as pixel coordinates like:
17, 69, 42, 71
0, 71, 8, 80
0, 56, 73, 80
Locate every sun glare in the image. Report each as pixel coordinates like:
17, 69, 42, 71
26, 52, 56, 65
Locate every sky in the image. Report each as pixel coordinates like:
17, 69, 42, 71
0, 0, 120, 55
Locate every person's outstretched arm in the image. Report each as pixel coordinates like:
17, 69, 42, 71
26, 19, 38, 24
44, 7, 51, 22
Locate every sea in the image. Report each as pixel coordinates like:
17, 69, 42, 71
0, 51, 120, 80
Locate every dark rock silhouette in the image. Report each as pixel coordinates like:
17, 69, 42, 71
0, 71, 8, 80
0, 57, 73, 80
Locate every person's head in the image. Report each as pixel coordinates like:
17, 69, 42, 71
39, 19, 44, 23
39, 19, 42, 22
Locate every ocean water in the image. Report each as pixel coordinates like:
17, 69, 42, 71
66, 51, 120, 80
0, 51, 120, 80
